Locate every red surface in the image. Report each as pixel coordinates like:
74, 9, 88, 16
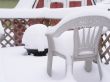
35, 0, 93, 8
70, 1, 81, 7
50, 2, 63, 8
36, 0, 44, 8
87, 0, 92, 6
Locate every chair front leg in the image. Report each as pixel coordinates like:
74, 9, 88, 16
97, 56, 102, 80
47, 51, 53, 77
65, 56, 73, 77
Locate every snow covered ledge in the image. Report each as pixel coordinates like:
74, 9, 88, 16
0, 6, 107, 47
0, 5, 109, 19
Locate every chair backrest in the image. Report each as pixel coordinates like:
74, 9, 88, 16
51, 15, 110, 57
47, 0, 67, 8
74, 22, 102, 57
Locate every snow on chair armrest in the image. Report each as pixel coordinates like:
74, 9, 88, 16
45, 26, 58, 36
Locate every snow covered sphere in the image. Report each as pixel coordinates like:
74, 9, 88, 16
22, 24, 48, 56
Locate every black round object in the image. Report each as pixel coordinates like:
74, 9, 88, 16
26, 48, 48, 56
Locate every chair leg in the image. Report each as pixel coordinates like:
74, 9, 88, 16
71, 58, 73, 75
65, 56, 73, 77
47, 52, 53, 77
97, 57, 102, 80
84, 60, 92, 72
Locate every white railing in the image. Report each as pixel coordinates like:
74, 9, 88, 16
0, 6, 110, 63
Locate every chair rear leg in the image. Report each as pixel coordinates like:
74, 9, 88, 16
84, 60, 92, 72
97, 57, 102, 80
47, 52, 53, 77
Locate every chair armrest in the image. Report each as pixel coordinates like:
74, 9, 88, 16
45, 26, 58, 37
102, 27, 109, 34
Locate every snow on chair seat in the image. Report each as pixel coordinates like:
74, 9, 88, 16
22, 24, 48, 56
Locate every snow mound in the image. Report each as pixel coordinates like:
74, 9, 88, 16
22, 24, 48, 51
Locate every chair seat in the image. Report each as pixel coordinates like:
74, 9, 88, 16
53, 26, 108, 57
79, 50, 94, 56
77, 50, 96, 59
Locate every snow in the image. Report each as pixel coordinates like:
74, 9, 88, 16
0, 1, 110, 82
0, 8, 46, 18
0, 4, 109, 18
22, 24, 48, 51
0, 21, 4, 34
101, 63, 110, 82
50, 10, 110, 30
96, 0, 110, 9
0, 21, 4, 40
100, 0, 110, 4
0, 46, 110, 82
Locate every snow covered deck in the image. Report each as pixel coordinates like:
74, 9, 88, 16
0, 46, 110, 82
0, 0, 110, 82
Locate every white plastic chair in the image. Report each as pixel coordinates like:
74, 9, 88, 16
46, 15, 110, 80
47, 0, 67, 8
